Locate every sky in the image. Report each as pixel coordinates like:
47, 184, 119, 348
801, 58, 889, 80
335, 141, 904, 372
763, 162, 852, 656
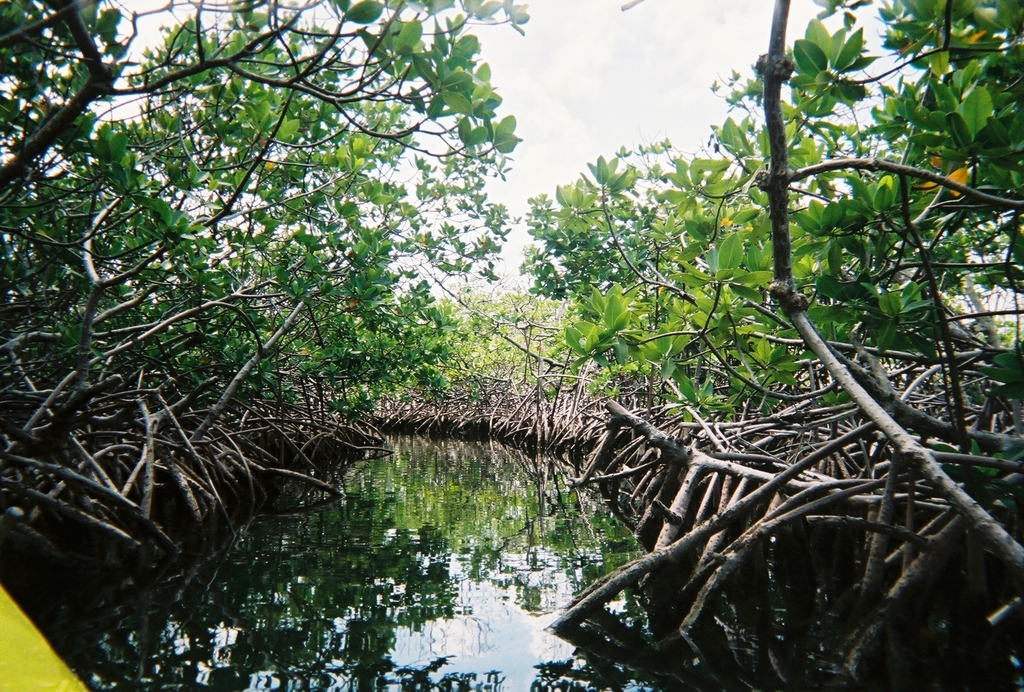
469, 0, 823, 274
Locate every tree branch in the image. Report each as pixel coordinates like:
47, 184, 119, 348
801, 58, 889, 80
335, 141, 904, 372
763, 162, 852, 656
790, 158, 1024, 210
191, 301, 305, 443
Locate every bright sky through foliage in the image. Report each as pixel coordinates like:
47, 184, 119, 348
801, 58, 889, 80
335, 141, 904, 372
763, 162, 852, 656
474, 0, 821, 274
126, 0, 823, 277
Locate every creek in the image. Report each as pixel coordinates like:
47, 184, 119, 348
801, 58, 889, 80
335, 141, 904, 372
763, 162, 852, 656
13, 436, 668, 691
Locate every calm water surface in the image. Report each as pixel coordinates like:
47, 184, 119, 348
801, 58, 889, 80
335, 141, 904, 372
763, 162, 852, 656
57, 436, 650, 691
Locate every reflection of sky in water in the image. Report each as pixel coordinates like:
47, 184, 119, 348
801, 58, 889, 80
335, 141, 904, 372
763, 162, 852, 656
214, 536, 609, 691
390, 554, 576, 691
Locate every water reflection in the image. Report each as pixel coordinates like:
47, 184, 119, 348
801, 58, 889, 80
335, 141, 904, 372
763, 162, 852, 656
42, 436, 662, 690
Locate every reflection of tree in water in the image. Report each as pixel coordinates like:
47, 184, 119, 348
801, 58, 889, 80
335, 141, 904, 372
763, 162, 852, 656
379, 437, 637, 609
388, 657, 507, 691
10, 436, 643, 691
48, 505, 462, 689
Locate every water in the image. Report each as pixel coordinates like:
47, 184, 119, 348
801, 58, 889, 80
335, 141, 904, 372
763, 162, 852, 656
42, 436, 654, 691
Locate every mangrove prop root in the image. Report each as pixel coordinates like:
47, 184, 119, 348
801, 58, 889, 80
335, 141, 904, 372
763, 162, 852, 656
377, 381, 1022, 683
1, 383, 382, 566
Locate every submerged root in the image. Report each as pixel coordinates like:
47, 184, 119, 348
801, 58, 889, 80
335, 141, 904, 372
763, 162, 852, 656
550, 400, 1022, 688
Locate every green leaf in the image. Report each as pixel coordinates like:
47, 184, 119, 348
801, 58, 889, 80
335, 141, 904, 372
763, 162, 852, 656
467, 126, 489, 146
489, 116, 520, 151
834, 28, 864, 71
717, 118, 748, 155
276, 117, 299, 141
680, 261, 713, 283
900, 280, 922, 302
873, 176, 895, 210
794, 39, 829, 75
980, 365, 1024, 384
608, 170, 634, 194
816, 275, 844, 300
958, 86, 994, 140
878, 292, 903, 317
495, 115, 517, 137
394, 19, 422, 52
97, 8, 121, 43
827, 241, 843, 274
443, 70, 474, 93
929, 50, 950, 76
718, 232, 743, 270
876, 322, 897, 353
493, 131, 520, 154
604, 295, 623, 328
346, 1, 383, 24
806, 18, 832, 52
412, 54, 438, 86
108, 132, 128, 162
565, 326, 586, 355
731, 209, 759, 225
733, 270, 773, 286
614, 337, 629, 364
992, 382, 1024, 398
730, 284, 762, 301
442, 91, 474, 116
945, 112, 973, 148
141, 197, 173, 227
508, 4, 530, 24
836, 80, 867, 102
994, 352, 1024, 370
453, 35, 481, 60
677, 374, 697, 403
902, 299, 933, 313
456, 117, 473, 144
474, 0, 503, 18
588, 156, 615, 185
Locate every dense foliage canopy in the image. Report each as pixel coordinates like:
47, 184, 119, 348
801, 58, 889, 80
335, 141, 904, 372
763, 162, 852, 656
1, 0, 529, 427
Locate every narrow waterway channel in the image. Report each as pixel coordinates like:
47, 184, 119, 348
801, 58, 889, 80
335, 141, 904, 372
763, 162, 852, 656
21, 436, 665, 691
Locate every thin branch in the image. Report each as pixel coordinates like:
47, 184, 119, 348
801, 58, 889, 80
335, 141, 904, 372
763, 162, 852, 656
790, 158, 1024, 210
192, 300, 305, 443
